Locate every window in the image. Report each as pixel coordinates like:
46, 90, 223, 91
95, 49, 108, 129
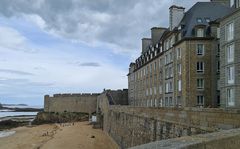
237, 0, 240, 8
170, 37, 174, 47
217, 28, 220, 38
165, 55, 168, 64
177, 64, 182, 74
178, 33, 182, 41
165, 97, 169, 107
177, 96, 181, 107
197, 62, 204, 73
150, 64, 152, 73
165, 83, 169, 93
230, 0, 234, 7
197, 96, 204, 106
169, 66, 173, 77
169, 97, 173, 107
159, 85, 163, 94
150, 88, 152, 95
227, 88, 235, 106
226, 22, 234, 41
217, 61, 220, 72
197, 79, 204, 89
154, 62, 156, 71
170, 52, 173, 61
177, 48, 181, 59
159, 98, 163, 107
227, 66, 234, 84
196, 18, 202, 23
196, 28, 204, 37
154, 99, 157, 107
165, 68, 168, 78
178, 80, 182, 91
169, 81, 173, 92
159, 59, 161, 68
146, 89, 148, 96
205, 18, 210, 23
197, 44, 204, 55
154, 87, 156, 95
227, 43, 234, 63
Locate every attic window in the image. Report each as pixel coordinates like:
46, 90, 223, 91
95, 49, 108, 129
205, 18, 210, 23
197, 18, 202, 23
196, 28, 204, 37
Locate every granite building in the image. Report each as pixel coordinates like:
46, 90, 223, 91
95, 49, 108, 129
220, 0, 240, 108
128, 1, 235, 108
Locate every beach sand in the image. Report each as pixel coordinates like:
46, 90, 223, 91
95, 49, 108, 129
0, 122, 119, 149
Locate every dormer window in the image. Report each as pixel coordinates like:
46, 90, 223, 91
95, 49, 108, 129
230, 0, 234, 7
196, 28, 204, 37
197, 18, 203, 23
237, 0, 240, 8
205, 18, 210, 23
160, 46, 163, 53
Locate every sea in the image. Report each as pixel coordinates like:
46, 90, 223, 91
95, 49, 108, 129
0, 105, 43, 138
0, 105, 42, 118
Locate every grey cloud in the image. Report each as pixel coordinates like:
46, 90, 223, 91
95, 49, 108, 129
0, 0, 209, 54
0, 69, 34, 76
0, 78, 53, 87
79, 62, 101, 67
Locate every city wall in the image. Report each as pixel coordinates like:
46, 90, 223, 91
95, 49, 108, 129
130, 128, 240, 149
44, 93, 100, 114
101, 106, 240, 148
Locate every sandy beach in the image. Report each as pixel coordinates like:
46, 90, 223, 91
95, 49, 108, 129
0, 122, 119, 149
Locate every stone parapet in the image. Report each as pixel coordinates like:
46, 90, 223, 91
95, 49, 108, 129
103, 106, 240, 148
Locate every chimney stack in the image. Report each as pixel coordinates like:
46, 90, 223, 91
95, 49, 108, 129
169, 5, 185, 31
141, 38, 151, 54
151, 27, 167, 46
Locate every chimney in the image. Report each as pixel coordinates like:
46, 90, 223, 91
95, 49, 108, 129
169, 5, 185, 31
151, 27, 167, 45
141, 38, 151, 54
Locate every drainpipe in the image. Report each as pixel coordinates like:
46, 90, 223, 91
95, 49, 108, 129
188, 41, 191, 107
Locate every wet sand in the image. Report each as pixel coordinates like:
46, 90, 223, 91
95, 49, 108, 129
0, 122, 119, 149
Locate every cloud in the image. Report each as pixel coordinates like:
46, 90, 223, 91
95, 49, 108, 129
79, 62, 101, 67
0, 26, 38, 53
0, 0, 209, 55
0, 0, 210, 105
0, 69, 34, 76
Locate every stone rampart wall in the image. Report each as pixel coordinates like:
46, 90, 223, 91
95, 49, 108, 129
130, 128, 240, 149
44, 93, 99, 114
103, 106, 240, 148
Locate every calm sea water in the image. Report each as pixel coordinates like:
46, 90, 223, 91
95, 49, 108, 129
0, 105, 42, 118
0, 111, 38, 118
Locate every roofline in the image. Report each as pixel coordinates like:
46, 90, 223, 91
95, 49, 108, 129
151, 27, 168, 30
220, 8, 240, 22
141, 38, 151, 40
169, 5, 185, 10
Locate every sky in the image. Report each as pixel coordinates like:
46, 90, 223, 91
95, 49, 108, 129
0, 0, 209, 106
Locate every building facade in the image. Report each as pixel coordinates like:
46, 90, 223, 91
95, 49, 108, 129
128, 1, 235, 108
220, 4, 240, 108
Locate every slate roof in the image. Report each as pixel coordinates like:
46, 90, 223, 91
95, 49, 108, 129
179, 2, 235, 37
